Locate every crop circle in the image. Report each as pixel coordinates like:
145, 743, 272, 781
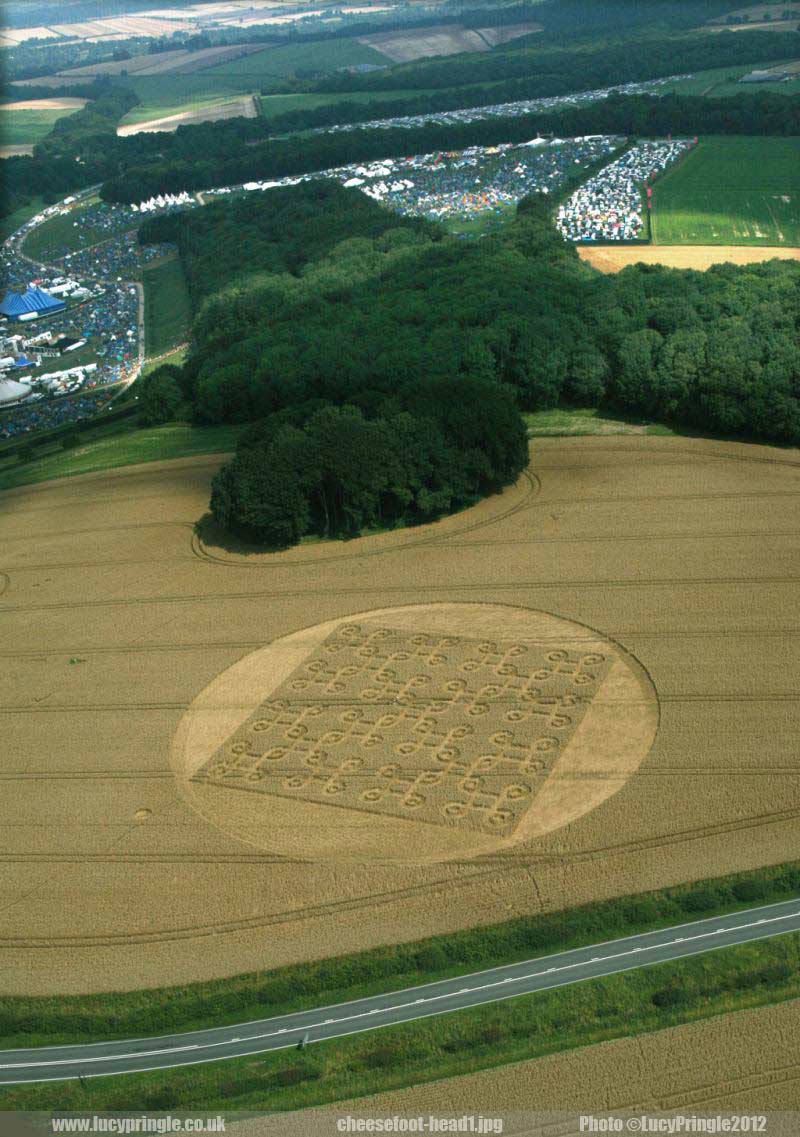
171, 603, 658, 863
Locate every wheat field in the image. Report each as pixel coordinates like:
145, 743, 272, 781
1, 435, 799, 995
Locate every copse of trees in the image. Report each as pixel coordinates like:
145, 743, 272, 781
211, 386, 529, 547
139, 181, 799, 543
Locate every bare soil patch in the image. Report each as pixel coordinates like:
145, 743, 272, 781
1, 436, 799, 995
579, 244, 800, 272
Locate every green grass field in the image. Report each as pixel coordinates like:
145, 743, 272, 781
118, 39, 390, 120
662, 60, 800, 96
0, 105, 81, 147
524, 407, 674, 436
651, 136, 800, 246
205, 38, 389, 86
0, 195, 44, 241
710, 74, 800, 95
256, 87, 435, 121
120, 85, 435, 127
142, 256, 191, 357
0, 420, 239, 493
119, 91, 252, 126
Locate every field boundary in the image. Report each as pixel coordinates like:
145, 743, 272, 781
2, 859, 799, 1050
1, 934, 799, 1111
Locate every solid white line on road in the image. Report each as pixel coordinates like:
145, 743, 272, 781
4, 913, 800, 1085
11, 900, 797, 1058
3, 909, 799, 1073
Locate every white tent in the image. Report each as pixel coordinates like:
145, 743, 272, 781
0, 377, 32, 405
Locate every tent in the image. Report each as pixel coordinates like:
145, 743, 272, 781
0, 286, 66, 321
0, 377, 32, 405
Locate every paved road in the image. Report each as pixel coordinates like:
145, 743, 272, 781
2, 898, 799, 1084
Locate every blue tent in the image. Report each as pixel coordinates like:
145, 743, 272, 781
0, 286, 66, 320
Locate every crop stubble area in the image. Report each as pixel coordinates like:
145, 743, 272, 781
578, 246, 800, 273
1, 435, 800, 996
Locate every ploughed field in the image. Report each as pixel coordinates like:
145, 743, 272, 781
651, 137, 800, 247
1, 435, 800, 995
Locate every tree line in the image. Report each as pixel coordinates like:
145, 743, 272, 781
315, 26, 799, 96
275, 28, 800, 132
98, 89, 800, 204
139, 181, 800, 547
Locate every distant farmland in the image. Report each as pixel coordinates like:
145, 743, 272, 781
0, 97, 87, 155
110, 38, 391, 124
651, 136, 800, 246
358, 22, 541, 63
117, 93, 257, 135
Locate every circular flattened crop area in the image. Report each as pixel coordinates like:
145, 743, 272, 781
172, 603, 658, 863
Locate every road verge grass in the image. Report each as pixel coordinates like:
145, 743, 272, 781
1, 860, 799, 1050
1, 934, 799, 1112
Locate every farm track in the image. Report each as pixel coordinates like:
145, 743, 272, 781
3, 525, 800, 573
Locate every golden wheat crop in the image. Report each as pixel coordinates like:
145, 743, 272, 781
1, 436, 798, 995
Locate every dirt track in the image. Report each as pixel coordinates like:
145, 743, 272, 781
1, 435, 799, 995
579, 245, 800, 272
